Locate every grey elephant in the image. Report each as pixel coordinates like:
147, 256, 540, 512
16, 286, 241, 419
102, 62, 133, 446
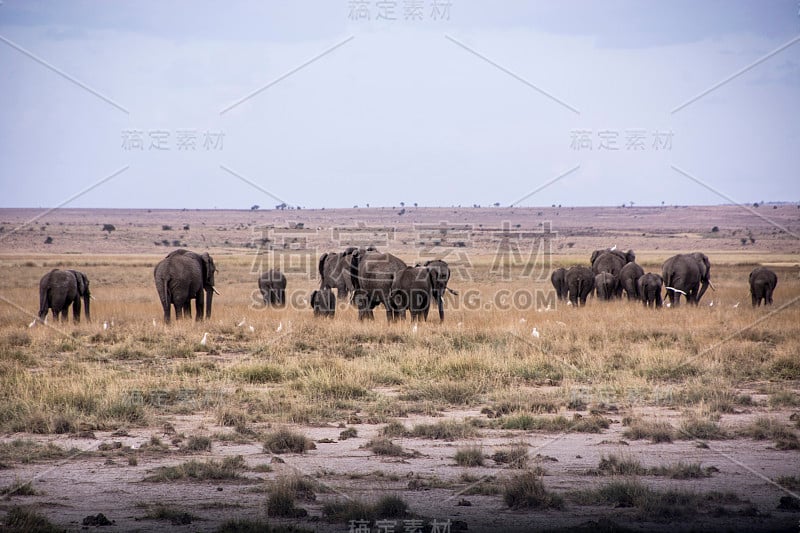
749, 267, 777, 307
310, 288, 336, 317
566, 265, 595, 307
662, 253, 713, 306
349, 249, 407, 320
595, 272, 618, 301
619, 262, 644, 300
420, 259, 458, 322
38, 269, 91, 323
154, 249, 218, 323
638, 273, 663, 308
259, 269, 287, 307
590, 248, 636, 277
550, 267, 568, 301
389, 266, 435, 322
318, 246, 378, 301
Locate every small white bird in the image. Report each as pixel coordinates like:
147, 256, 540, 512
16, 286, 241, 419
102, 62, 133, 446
412, 323, 418, 333
566, 300, 573, 306
708, 301, 714, 307
200, 332, 209, 346
28, 319, 37, 328
103, 321, 108, 330
666, 302, 672, 308
248, 325, 255, 333
110, 318, 115, 327
276, 322, 283, 333
733, 302, 740, 308
531, 327, 540, 338
519, 318, 527, 323
610, 245, 617, 251
152, 318, 158, 327
237, 317, 247, 327
457, 322, 463, 328
545, 304, 552, 311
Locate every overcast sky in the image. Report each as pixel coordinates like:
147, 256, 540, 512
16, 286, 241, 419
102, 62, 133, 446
0, 0, 798, 209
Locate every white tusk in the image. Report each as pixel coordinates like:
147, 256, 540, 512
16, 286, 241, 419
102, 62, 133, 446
707, 280, 716, 291
665, 286, 687, 295
212, 287, 221, 296
90, 295, 96, 301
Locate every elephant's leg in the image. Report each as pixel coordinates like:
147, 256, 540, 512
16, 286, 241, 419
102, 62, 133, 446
72, 298, 81, 323
60, 308, 68, 321
766, 288, 774, 305
751, 292, 758, 307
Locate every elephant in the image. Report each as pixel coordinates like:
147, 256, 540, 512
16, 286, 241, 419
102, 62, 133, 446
595, 272, 618, 301
590, 248, 636, 278
154, 249, 218, 323
749, 267, 777, 307
619, 262, 645, 300
389, 266, 435, 321
38, 269, 91, 323
349, 249, 407, 320
318, 246, 378, 302
550, 267, 568, 301
259, 269, 287, 307
420, 259, 457, 322
310, 287, 336, 317
637, 273, 663, 308
566, 265, 595, 307
662, 252, 713, 306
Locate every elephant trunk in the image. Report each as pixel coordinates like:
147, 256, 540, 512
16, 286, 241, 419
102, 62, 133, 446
205, 288, 213, 319
83, 293, 91, 322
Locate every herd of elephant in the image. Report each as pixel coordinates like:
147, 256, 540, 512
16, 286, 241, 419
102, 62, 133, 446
551, 248, 779, 309
36, 247, 778, 325
36, 247, 457, 324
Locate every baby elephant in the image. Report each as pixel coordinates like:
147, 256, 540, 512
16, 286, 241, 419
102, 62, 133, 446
259, 269, 286, 307
595, 272, 618, 301
637, 273, 663, 308
39, 269, 91, 323
310, 288, 336, 317
749, 267, 777, 307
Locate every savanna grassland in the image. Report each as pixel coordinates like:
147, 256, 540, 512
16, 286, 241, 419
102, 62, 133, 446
0, 206, 799, 532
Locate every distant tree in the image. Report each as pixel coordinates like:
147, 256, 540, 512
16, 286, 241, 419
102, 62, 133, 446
711, 226, 719, 233
102, 224, 116, 233
183, 224, 190, 230
44, 236, 53, 244
414, 202, 418, 207
400, 202, 405, 207
398, 208, 406, 215
752, 202, 759, 208
276, 203, 287, 210
162, 225, 172, 231
740, 238, 748, 245
251, 205, 260, 211
493, 202, 500, 207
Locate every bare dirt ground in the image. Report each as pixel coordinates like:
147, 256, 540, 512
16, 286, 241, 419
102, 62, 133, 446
1, 206, 799, 532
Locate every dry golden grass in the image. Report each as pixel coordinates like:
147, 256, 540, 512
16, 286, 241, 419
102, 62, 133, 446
0, 253, 798, 435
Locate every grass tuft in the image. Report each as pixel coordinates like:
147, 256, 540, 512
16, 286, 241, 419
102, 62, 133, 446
503, 470, 563, 509
263, 428, 316, 454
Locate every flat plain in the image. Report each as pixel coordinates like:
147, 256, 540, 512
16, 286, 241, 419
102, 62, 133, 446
0, 205, 799, 532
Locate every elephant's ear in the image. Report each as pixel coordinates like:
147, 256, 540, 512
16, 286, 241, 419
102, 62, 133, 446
626, 250, 636, 263
590, 250, 601, 264
310, 290, 318, 307
74, 271, 86, 294
80, 273, 90, 295
201, 253, 214, 284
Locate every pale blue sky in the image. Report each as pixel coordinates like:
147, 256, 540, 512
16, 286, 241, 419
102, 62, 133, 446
0, 0, 798, 209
